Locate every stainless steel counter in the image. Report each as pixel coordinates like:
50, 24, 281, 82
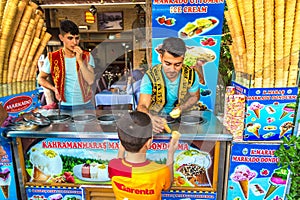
3, 110, 232, 141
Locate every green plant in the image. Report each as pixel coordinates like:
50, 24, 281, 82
219, 7, 234, 87
274, 135, 300, 200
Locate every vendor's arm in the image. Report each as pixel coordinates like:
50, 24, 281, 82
178, 71, 200, 111
74, 46, 95, 85
37, 58, 61, 101
137, 75, 166, 133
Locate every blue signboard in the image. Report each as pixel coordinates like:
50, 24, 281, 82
0, 137, 18, 200
162, 190, 216, 200
25, 185, 83, 200
232, 82, 298, 141
227, 142, 290, 200
151, 0, 225, 111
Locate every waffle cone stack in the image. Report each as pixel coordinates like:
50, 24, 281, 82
226, 0, 300, 88
0, 0, 52, 97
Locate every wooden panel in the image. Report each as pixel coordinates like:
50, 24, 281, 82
85, 187, 116, 200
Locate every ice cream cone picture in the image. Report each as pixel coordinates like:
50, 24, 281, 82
249, 102, 264, 119
0, 167, 11, 199
29, 148, 63, 182
246, 123, 261, 138
279, 121, 294, 138
264, 168, 289, 199
279, 103, 296, 119
0, 145, 7, 159
230, 165, 257, 199
174, 149, 212, 187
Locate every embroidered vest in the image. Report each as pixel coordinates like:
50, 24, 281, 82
48, 49, 92, 103
146, 64, 195, 113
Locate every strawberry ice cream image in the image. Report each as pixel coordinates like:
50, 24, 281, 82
0, 167, 11, 199
230, 165, 257, 199
264, 168, 289, 199
249, 102, 264, 118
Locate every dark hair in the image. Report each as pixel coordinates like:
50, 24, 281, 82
160, 37, 186, 57
116, 111, 152, 153
59, 20, 79, 36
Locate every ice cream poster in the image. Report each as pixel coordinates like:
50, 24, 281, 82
232, 82, 298, 141
25, 185, 82, 200
0, 139, 18, 200
162, 190, 217, 200
21, 138, 217, 189
227, 142, 290, 200
151, 1, 225, 112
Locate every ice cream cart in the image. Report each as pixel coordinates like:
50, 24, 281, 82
3, 110, 232, 200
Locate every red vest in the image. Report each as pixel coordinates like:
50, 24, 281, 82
48, 49, 92, 103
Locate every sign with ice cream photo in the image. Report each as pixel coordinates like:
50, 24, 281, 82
0, 140, 18, 200
227, 143, 290, 200
25, 185, 82, 200
151, 0, 225, 112
232, 82, 298, 141
20, 138, 219, 191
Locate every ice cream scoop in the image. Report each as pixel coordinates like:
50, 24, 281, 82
170, 107, 181, 119
280, 103, 296, 119
0, 167, 11, 199
172, 131, 181, 140
264, 168, 289, 199
230, 165, 257, 199
249, 102, 264, 118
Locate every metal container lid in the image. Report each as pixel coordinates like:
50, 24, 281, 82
22, 112, 51, 126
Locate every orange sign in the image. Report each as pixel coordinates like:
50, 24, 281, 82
85, 11, 95, 24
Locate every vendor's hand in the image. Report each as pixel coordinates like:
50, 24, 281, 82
54, 88, 61, 102
150, 115, 166, 133
73, 46, 83, 64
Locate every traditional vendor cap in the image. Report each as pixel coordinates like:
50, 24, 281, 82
116, 111, 152, 139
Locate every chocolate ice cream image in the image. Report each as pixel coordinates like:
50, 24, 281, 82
0, 145, 6, 159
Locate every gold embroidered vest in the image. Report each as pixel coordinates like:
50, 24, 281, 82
146, 64, 195, 113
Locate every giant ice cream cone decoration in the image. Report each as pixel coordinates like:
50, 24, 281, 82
249, 102, 264, 119
0, 167, 11, 199
264, 168, 289, 199
29, 148, 63, 182
230, 165, 257, 199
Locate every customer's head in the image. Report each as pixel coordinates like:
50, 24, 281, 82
116, 111, 152, 153
59, 20, 79, 36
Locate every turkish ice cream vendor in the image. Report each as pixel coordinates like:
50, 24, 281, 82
37, 20, 95, 111
137, 37, 200, 133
